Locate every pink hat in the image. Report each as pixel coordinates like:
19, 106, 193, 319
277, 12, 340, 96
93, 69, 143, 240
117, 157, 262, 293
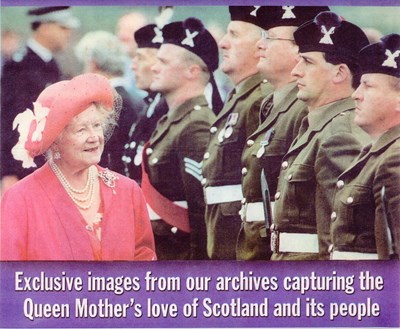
12, 73, 114, 168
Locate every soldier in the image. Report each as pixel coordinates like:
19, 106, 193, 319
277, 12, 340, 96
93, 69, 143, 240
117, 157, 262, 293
237, 6, 328, 260
1, 6, 79, 193
122, 24, 169, 182
141, 18, 219, 260
271, 11, 371, 260
330, 34, 400, 260
201, 6, 272, 260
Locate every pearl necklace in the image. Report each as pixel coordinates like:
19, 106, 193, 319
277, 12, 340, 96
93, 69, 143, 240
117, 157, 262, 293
50, 160, 97, 210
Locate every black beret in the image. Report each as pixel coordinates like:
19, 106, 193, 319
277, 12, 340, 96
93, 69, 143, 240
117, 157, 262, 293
27, 6, 70, 16
256, 6, 330, 30
358, 34, 400, 78
161, 17, 219, 72
229, 6, 262, 26
294, 11, 369, 60
135, 24, 163, 49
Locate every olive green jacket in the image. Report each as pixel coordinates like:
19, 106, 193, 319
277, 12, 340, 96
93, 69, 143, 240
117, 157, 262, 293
202, 74, 272, 259
143, 95, 215, 259
272, 97, 370, 260
331, 124, 400, 259
237, 82, 307, 260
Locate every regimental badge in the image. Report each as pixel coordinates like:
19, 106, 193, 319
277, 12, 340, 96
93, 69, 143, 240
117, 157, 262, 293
181, 29, 199, 48
319, 25, 335, 45
282, 6, 296, 19
382, 49, 400, 68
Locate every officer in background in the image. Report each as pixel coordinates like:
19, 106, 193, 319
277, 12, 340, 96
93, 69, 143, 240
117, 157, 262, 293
237, 6, 328, 260
330, 34, 400, 260
74, 30, 142, 175
1, 6, 79, 194
271, 12, 371, 260
122, 24, 169, 182
201, 6, 273, 260
141, 18, 219, 260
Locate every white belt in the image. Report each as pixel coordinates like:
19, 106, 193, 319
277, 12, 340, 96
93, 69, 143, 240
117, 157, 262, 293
147, 201, 188, 221
272, 232, 319, 253
331, 250, 379, 260
204, 184, 243, 205
241, 202, 266, 222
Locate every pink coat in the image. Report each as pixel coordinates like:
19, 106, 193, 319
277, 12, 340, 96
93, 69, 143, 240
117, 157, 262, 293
1, 163, 156, 261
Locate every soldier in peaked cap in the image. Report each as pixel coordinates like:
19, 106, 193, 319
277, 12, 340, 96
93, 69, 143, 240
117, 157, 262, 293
1, 6, 80, 194
201, 6, 273, 260
237, 6, 328, 260
122, 24, 169, 182
141, 18, 218, 260
330, 34, 400, 260
271, 11, 371, 261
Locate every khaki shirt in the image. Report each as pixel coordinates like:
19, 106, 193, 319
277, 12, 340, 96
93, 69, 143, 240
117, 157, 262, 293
202, 74, 272, 259
272, 97, 370, 260
331, 125, 400, 260
237, 82, 308, 260
144, 95, 215, 259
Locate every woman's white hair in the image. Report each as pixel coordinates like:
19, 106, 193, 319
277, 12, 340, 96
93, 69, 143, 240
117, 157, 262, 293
75, 30, 128, 77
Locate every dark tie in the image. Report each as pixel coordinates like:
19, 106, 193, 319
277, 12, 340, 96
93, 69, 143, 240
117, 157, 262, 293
226, 88, 236, 103
260, 95, 274, 122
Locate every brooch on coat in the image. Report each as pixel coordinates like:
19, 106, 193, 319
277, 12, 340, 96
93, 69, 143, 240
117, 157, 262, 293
98, 168, 119, 195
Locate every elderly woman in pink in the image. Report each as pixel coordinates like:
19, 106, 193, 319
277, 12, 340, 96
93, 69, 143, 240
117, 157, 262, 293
1, 73, 156, 261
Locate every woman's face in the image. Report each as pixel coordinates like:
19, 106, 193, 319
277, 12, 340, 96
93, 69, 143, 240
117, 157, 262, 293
54, 104, 106, 171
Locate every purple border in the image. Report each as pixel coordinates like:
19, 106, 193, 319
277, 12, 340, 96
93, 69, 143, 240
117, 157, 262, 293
1, 261, 399, 328
1, 0, 400, 6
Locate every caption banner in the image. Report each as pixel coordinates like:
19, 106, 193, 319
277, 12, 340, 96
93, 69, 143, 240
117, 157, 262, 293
0, 261, 399, 328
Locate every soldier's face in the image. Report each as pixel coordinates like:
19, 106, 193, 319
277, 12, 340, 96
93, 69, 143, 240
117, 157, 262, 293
256, 26, 298, 86
291, 51, 337, 110
41, 22, 72, 53
132, 48, 158, 91
353, 73, 400, 139
150, 44, 189, 94
218, 21, 260, 85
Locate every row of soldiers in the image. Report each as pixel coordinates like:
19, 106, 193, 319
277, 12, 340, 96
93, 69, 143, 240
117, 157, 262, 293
2, 6, 399, 261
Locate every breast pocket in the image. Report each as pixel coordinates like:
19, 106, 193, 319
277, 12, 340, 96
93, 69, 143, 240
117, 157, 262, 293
285, 163, 315, 223
339, 185, 374, 233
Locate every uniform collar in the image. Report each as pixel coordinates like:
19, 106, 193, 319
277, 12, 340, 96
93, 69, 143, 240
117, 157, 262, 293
235, 73, 266, 96
168, 94, 208, 123
27, 38, 53, 63
370, 124, 400, 153
308, 97, 355, 131
272, 81, 297, 108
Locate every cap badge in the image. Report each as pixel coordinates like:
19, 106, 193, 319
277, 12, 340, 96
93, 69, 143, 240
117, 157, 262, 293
152, 27, 164, 44
382, 49, 400, 69
250, 6, 261, 17
282, 6, 296, 19
181, 29, 199, 48
320, 25, 335, 45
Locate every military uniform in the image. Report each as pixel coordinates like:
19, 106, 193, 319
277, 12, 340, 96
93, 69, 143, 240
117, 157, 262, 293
122, 92, 169, 182
330, 125, 400, 260
202, 74, 271, 260
271, 98, 370, 260
1, 45, 62, 179
237, 82, 308, 260
143, 95, 214, 260
100, 85, 141, 175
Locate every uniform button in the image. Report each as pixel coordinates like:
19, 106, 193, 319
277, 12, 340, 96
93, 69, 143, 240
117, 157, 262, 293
328, 244, 334, 253
146, 148, 153, 155
241, 198, 246, 205
274, 192, 280, 200
281, 161, 289, 170
171, 227, 178, 234
194, 105, 202, 111
263, 79, 268, 83
210, 126, 217, 134
124, 143, 129, 149
203, 152, 210, 159
270, 223, 276, 231
347, 197, 354, 204
330, 212, 337, 220
130, 141, 136, 149
336, 180, 344, 189
151, 158, 158, 164
201, 178, 207, 186
247, 139, 254, 146
126, 157, 132, 164
287, 174, 293, 181
241, 167, 248, 176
